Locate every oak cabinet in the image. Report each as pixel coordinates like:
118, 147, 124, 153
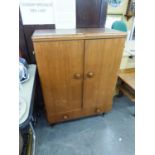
32, 28, 126, 123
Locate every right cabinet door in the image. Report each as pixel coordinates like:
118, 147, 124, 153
83, 38, 125, 111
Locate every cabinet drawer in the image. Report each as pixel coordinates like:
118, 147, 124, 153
46, 106, 112, 123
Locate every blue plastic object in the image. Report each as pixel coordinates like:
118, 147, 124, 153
111, 20, 127, 32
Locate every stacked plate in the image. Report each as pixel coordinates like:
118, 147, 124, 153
19, 97, 27, 122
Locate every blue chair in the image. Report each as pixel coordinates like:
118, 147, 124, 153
111, 20, 127, 32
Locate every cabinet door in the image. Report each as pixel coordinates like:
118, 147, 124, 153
83, 38, 125, 111
34, 40, 84, 116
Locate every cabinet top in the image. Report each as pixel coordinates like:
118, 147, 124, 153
32, 28, 126, 42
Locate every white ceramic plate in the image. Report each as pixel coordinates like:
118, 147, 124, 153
19, 97, 27, 121
20, 74, 30, 84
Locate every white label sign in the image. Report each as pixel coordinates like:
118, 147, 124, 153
20, 0, 54, 25
54, 0, 76, 29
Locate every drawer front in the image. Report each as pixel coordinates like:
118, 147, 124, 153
46, 106, 109, 123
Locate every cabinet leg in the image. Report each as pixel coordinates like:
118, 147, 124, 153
116, 91, 123, 97
50, 123, 55, 127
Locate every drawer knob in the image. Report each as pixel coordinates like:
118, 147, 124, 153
96, 108, 101, 113
63, 115, 69, 120
74, 73, 81, 79
87, 72, 94, 78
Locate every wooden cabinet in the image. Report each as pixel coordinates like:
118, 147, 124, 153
32, 28, 126, 124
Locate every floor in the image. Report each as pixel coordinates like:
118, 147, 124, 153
35, 96, 135, 155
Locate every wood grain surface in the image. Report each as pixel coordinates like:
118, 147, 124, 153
83, 38, 125, 111
34, 40, 84, 119
32, 28, 126, 42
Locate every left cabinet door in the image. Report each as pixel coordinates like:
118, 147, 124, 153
34, 40, 84, 120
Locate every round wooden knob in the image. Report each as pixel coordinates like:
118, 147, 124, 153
87, 72, 94, 78
74, 73, 81, 79
63, 115, 68, 119
96, 108, 101, 113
